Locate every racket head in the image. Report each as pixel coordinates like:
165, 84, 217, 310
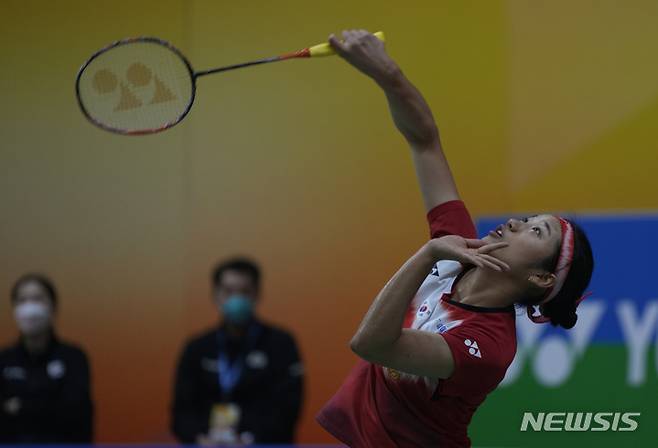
76, 37, 196, 135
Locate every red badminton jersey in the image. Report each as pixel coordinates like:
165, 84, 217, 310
316, 200, 517, 447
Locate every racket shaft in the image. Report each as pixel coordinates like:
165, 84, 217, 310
194, 31, 385, 77
194, 55, 282, 78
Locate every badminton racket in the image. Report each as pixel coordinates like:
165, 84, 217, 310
75, 32, 385, 135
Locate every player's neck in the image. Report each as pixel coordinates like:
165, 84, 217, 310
453, 267, 522, 309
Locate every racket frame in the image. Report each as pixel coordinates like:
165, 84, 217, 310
75, 36, 196, 135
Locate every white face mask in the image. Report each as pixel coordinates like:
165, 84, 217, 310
14, 302, 53, 336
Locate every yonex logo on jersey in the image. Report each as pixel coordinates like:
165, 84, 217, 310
464, 339, 482, 358
430, 265, 440, 277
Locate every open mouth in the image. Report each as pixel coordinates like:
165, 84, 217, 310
488, 225, 504, 239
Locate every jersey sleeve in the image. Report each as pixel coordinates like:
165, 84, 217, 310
437, 321, 508, 398
426, 200, 477, 239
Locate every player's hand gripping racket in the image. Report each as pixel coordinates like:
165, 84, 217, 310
76, 32, 385, 135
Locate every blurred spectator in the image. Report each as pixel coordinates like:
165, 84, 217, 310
171, 257, 304, 445
0, 274, 93, 443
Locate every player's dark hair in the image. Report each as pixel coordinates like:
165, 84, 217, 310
522, 220, 594, 329
212, 257, 261, 291
10, 273, 58, 310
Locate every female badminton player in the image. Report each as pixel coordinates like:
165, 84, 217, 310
316, 30, 594, 447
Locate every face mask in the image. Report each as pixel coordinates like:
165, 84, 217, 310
221, 295, 254, 325
14, 302, 52, 336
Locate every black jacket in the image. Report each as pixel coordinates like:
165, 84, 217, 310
171, 319, 304, 444
0, 335, 93, 443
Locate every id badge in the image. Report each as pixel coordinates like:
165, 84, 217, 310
210, 403, 241, 430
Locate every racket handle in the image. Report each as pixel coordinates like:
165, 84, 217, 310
308, 31, 385, 57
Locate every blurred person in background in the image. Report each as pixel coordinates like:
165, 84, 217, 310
171, 257, 304, 445
0, 273, 94, 443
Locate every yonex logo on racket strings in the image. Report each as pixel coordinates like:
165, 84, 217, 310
464, 339, 481, 358
92, 63, 176, 111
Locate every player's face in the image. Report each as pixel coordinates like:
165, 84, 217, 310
482, 214, 562, 274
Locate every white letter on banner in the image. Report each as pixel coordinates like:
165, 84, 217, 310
617, 300, 658, 386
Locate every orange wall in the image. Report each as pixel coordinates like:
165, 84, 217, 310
1, 0, 657, 443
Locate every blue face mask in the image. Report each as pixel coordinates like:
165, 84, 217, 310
221, 295, 254, 325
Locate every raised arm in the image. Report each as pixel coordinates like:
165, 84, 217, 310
329, 30, 459, 211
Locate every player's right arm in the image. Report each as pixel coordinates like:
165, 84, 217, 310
329, 29, 460, 212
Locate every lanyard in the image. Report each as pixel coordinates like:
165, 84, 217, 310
217, 354, 242, 399
216, 323, 260, 400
